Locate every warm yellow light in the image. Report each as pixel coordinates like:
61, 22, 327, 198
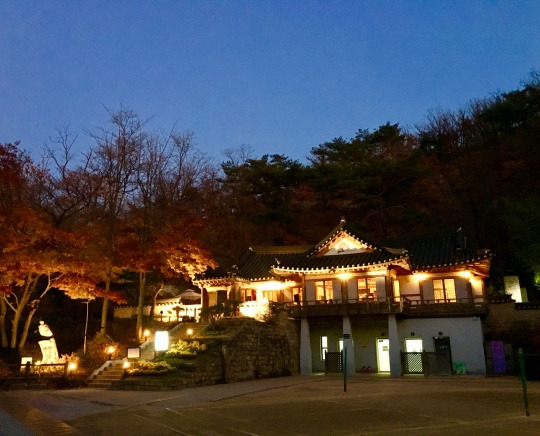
107, 346, 115, 354
143, 329, 151, 338
187, 328, 193, 336
255, 280, 284, 291
458, 271, 472, 279
414, 273, 428, 281
123, 361, 131, 369
35, 361, 41, 366
338, 273, 351, 281
155, 331, 169, 351
68, 362, 77, 371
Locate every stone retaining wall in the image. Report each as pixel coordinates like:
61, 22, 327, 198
111, 313, 299, 390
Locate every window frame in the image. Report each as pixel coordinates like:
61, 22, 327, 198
432, 278, 457, 302
314, 280, 333, 302
357, 277, 377, 301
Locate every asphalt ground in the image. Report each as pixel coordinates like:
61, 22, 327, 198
1, 374, 540, 435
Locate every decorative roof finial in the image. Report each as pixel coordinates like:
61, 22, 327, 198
340, 216, 346, 224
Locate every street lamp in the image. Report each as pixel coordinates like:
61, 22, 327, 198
82, 300, 90, 354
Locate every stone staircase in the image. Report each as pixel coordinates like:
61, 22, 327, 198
87, 361, 125, 389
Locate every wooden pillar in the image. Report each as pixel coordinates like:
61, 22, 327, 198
301, 273, 307, 304
341, 279, 349, 303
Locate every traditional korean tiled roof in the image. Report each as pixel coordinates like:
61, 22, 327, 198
195, 220, 492, 284
382, 229, 492, 271
309, 217, 375, 255
235, 246, 312, 281
273, 250, 406, 273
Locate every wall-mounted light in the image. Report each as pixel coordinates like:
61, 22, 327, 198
410, 332, 415, 336
438, 331, 443, 336
458, 271, 471, 279
414, 273, 427, 281
338, 272, 351, 281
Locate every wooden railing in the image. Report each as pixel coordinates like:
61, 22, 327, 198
402, 297, 487, 316
284, 298, 401, 317
280, 297, 486, 318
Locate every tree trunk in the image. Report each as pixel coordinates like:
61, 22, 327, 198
100, 273, 111, 334
136, 272, 146, 342
0, 297, 8, 348
10, 274, 34, 349
18, 306, 38, 352
149, 284, 163, 322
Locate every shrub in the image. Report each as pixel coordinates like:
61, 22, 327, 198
166, 339, 206, 357
127, 361, 175, 376
77, 332, 120, 376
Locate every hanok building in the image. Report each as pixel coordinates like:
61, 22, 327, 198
194, 219, 492, 376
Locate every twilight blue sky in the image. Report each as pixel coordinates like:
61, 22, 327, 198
1, 1, 539, 163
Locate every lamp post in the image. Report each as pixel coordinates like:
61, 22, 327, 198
83, 300, 90, 353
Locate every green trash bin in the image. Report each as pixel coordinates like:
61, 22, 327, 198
454, 362, 467, 374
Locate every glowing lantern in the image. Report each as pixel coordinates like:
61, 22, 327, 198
155, 331, 169, 351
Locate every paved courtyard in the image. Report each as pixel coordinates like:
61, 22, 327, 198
1, 374, 540, 435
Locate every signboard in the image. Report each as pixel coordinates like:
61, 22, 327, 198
155, 331, 169, 351
127, 348, 141, 359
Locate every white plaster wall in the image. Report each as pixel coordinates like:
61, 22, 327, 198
398, 276, 420, 299
375, 277, 386, 300
397, 317, 486, 374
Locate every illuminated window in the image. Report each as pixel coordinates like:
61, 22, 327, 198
433, 279, 456, 302
314, 281, 333, 302
263, 290, 282, 302
393, 280, 400, 300
321, 336, 328, 360
243, 289, 256, 302
357, 277, 377, 300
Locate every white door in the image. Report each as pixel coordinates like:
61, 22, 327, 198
405, 338, 423, 352
376, 338, 390, 372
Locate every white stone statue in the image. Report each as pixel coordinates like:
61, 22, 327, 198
37, 320, 59, 364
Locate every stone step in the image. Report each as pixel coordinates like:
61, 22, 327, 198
102, 370, 124, 375
96, 374, 123, 379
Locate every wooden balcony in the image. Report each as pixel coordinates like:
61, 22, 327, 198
401, 297, 487, 317
284, 298, 401, 318
281, 297, 487, 318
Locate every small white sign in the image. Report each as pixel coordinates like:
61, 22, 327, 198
127, 348, 140, 359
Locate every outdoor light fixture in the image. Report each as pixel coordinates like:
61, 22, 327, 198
143, 329, 151, 341
68, 362, 77, 371
413, 273, 427, 281
458, 270, 472, 279
338, 272, 351, 281
107, 346, 115, 360
123, 361, 131, 369
155, 331, 169, 351
187, 328, 193, 337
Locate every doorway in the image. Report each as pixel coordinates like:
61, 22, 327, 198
376, 338, 390, 372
